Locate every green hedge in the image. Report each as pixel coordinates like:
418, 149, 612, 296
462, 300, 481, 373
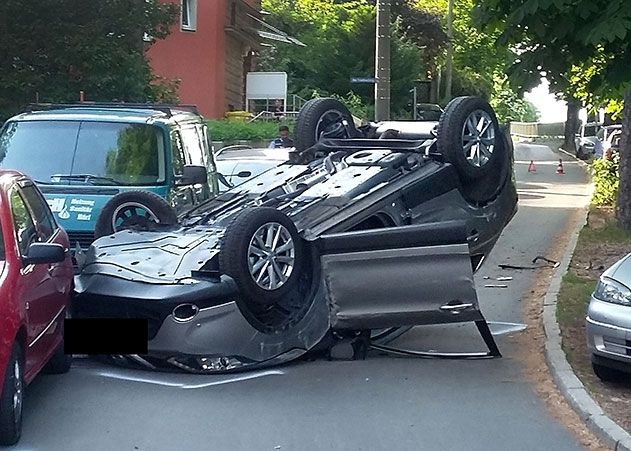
591, 155, 619, 206
207, 120, 288, 141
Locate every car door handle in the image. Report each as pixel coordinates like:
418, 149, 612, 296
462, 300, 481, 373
440, 303, 473, 312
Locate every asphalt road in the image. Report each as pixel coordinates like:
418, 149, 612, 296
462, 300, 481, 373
10, 142, 592, 451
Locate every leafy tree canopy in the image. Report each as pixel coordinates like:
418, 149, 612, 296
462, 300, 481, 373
258, 0, 447, 117
0, 0, 178, 120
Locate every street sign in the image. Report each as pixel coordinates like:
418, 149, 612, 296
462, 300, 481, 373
350, 77, 378, 84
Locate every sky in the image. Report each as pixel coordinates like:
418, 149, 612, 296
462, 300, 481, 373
524, 78, 567, 123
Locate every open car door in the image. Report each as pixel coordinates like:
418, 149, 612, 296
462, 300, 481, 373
318, 220, 482, 330
318, 220, 500, 357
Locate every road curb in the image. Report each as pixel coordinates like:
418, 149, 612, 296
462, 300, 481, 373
542, 151, 631, 451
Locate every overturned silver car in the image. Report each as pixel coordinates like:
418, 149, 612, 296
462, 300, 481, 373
73, 96, 518, 373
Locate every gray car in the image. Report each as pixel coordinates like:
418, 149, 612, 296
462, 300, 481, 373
587, 253, 631, 381
73, 96, 518, 373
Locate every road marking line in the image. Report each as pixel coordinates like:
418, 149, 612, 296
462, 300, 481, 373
93, 369, 285, 388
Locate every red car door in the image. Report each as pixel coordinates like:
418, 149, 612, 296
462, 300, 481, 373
19, 182, 71, 318
8, 185, 63, 375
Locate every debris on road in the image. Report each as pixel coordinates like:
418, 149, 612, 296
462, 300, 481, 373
533, 256, 560, 268
484, 284, 509, 288
499, 256, 560, 271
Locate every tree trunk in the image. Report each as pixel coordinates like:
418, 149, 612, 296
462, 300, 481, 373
616, 88, 631, 229
563, 98, 579, 154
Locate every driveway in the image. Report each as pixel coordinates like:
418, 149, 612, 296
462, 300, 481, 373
10, 142, 593, 451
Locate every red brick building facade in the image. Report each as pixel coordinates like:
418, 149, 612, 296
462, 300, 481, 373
148, 0, 261, 118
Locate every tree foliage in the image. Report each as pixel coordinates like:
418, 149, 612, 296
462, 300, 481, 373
474, 0, 631, 227
491, 77, 539, 124
258, 0, 447, 116
0, 0, 178, 120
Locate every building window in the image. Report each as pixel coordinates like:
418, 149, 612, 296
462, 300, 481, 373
181, 0, 197, 31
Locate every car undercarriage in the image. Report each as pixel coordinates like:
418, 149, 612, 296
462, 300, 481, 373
72, 96, 518, 373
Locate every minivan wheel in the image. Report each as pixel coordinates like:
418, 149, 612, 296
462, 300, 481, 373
95, 190, 178, 238
0, 344, 23, 446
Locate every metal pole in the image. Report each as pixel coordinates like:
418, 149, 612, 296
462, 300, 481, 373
444, 0, 455, 102
413, 87, 418, 120
374, 0, 391, 121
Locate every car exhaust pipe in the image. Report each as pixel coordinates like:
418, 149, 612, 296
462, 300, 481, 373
172, 303, 199, 322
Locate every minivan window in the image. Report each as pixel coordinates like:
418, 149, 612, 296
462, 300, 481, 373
0, 120, 166, 186
180, 126, 205, 167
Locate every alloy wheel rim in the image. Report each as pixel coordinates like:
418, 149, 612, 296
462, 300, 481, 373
461, 110, 495, 167
248, 222, 295, 290
13, 360, 22, 422
112, 202, 160, 232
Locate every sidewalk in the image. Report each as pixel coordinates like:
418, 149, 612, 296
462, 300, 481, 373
542, 145, 631, 451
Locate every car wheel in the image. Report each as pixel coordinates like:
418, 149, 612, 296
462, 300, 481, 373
294, 98, 358, 151
592, 361, 627, 382
437, 96, 501, 182
458, 129, 512, 204
94, 190, 178, 238
220, 207, 305, 304
0, 344, 23, 446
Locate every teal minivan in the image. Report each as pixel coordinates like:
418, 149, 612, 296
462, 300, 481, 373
0, 104, 219, 249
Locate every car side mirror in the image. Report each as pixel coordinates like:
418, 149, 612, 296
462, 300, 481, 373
177, 165, 207, 186
23, 243, 66, 266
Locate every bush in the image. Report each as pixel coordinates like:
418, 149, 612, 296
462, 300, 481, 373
207, 120, 285, 141
591, 154, 619, 206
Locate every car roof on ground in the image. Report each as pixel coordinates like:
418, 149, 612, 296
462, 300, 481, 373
215, 147, 291, 161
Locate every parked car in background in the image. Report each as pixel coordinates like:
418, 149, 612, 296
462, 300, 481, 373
73, 96, 518, 374
587, 253, 631, 381
575, 122, 600, 159
414, 103, 443, 121
575, 123, 621, 160
0, 171, 74, 445
214, 145, 291, 191
0, 104, 219, 248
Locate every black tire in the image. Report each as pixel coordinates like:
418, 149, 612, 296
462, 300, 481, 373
294, 98, 357, 151
219, 208, 305, 305
437, 96, 502, 182
592, 362, 627, 382
94, 190, 178, 239
0, 344, 23, 446
459, 129, 512, 204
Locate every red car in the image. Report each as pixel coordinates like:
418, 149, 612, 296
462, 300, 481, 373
0, 170, 73, 445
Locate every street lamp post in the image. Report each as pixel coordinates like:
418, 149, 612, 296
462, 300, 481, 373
374, 0, 391, 121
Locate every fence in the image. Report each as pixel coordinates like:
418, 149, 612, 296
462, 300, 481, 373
510, 121, 565, 138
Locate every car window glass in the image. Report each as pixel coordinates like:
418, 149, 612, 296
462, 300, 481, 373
9, 188, 37, 256
20, 184, 56, 241
0, 121, 77, 183
180, 126, 205, 166
199, 124, 215, 171
171, 130, 186, 175
73, 122, 165, 185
